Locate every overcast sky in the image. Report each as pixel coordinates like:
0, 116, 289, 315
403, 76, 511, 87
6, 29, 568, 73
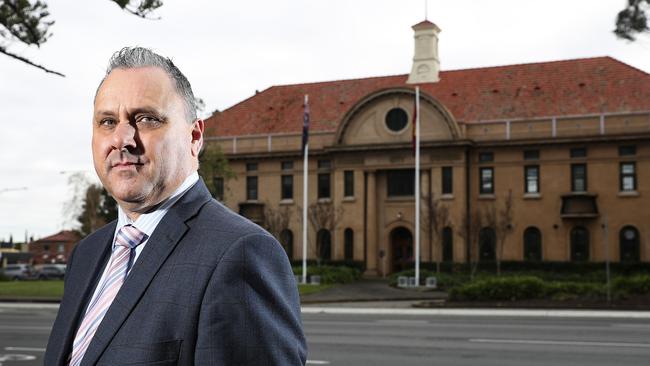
0, 0, 648, 242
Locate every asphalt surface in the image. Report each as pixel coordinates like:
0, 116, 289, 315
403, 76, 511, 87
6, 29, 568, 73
2, 304, 650, 365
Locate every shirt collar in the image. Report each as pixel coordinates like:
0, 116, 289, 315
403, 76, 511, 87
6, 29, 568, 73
116, 171, 199, 237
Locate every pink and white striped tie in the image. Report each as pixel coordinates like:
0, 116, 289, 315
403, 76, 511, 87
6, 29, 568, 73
68, 225, 146, 366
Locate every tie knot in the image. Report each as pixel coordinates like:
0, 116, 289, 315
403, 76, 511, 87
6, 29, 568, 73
115, 225, 146, 249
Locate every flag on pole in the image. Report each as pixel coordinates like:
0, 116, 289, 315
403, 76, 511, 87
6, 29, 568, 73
302, 97, 310, 156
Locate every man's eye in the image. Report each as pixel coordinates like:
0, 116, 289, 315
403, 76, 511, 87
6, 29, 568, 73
99, 119, 116, 127
136, 115, 160, 124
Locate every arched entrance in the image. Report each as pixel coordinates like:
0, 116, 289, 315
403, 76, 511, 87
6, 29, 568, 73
390, 227, 413, 273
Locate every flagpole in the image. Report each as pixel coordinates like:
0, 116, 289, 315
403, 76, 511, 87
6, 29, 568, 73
414, 86, 421, 287
302, 95, 309, 285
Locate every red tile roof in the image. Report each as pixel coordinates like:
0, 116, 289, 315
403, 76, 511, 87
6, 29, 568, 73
204, 57, 650, 138
31, 230, 80, 244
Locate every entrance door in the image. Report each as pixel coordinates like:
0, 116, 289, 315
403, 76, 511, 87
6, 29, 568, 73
391, 227, 413, 273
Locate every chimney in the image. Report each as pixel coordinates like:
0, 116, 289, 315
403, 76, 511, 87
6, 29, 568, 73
407, 20, 441, 84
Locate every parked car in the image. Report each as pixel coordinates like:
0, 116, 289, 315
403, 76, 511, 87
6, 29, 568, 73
34, 264, 66, 280
1, 264, 39, 280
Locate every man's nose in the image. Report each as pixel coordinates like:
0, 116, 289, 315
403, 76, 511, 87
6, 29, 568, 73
112, 120, 137, 150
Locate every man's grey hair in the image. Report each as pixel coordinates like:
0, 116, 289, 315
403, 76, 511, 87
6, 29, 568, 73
97, 47, 197, 121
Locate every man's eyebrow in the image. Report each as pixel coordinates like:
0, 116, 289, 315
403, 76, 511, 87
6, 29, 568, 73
93, 107, 166, 118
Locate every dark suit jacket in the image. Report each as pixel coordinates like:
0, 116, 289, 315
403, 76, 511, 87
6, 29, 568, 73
44, 180, 307, 365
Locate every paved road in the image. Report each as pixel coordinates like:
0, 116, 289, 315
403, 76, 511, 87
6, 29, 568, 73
2, 304, 650, 365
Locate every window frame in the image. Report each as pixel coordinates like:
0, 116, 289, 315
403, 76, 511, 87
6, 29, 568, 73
524, 165, 540, 194
620, 162, 636, 192
317, 173, 331, 199
479, 167, 494, 195
442, 166, 453, 195
281, 174, 293, 200
571, 163, 587, 192
246, 175, 258, 200
344, 170, 354, 198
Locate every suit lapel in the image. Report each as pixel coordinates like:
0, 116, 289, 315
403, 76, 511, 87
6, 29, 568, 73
51, 223, 114, 366
80, 180, 212, 366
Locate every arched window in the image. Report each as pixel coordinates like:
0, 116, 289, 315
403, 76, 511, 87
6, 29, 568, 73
344, 228, 354, 261
442, 226, 453, 262
279, 229, 293, 261
620, 226, 640, 262
479, 227, 496, 262
317, 229, 331, 261
523, 227, 542, 261
570, 226, 590, 262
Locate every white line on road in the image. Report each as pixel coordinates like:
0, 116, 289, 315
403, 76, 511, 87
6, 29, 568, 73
469, 338, 650, 348
5, 347, 46, 352
306, 361, 330, 365
302, 307, 650, 319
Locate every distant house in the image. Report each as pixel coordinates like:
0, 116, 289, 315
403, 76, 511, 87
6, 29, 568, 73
29, 230, 80, 264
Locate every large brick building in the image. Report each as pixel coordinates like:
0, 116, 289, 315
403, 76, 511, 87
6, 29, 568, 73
204, 21, 650, 275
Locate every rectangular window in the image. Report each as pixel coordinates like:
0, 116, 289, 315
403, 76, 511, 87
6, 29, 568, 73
571, 164, 587, 192
281, 175, 293, 199
317, 160, 331, 169
524, 165, 540, 193
387, 169, 415, 197
281, 161, 294, 170
58, 244, 65, 253
344, 170, 354, 197
442, 166, 453, 194
318, 173, 331, 198
246, 176, 258, 200
246, 162, 258, 171
619, 145, 636, 156
524, 150, 539, 160
570, 148, 586, 158
213, 177, 224, 201
620, 162, 636, 191
479, 152, 494, 163
479, 167, 494, 194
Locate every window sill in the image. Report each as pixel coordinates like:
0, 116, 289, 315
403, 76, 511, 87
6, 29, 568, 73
280, 199, 294, 205
245, 199, 260, 203
342, 197, 356, 203
478, 194, 496, 200
618, 191, 640, 197
440, 194, 454, 200
523, 193, 542, 200
386, 196, 415, 202
317, 198, 332, 203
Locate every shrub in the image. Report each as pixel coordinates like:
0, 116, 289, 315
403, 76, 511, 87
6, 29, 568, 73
449, 276, 546, 301
612, 274, 650, 295
292, 265, 361, 284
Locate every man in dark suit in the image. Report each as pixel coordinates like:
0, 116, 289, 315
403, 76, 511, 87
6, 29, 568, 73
44, 47, 306, 365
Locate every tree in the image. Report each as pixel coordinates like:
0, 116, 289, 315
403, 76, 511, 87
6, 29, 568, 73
0, 0, 163, 76
421, 194, 449, 273
494, 190, 515, 276
263, 204, 292, 241
197, 143, 234, 199
305, 201, 343, 266
615, 0, 649, 41
459, 207, 483, 280
76, 184, 118, 237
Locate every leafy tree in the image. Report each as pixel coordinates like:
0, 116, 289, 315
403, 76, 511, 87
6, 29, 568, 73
0, 0, 163, 76
76, 184, 118, 237
615, 0, 649, 41
198, 143, 235, 199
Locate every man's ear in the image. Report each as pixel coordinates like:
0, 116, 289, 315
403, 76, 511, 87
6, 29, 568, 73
191, 119, 205, 157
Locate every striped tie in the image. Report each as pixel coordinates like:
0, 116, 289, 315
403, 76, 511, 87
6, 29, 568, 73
68, 225, 146, 366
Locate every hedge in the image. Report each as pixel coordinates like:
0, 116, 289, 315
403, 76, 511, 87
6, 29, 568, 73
292, 265, 362, 284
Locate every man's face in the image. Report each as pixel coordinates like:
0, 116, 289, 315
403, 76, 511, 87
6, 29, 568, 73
92, 67, 203, 215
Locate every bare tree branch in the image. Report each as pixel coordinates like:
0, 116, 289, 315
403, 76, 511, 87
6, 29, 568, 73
0, 45, 64, 76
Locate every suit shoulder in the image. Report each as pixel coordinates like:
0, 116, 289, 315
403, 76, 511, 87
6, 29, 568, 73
194, 199, 270, 238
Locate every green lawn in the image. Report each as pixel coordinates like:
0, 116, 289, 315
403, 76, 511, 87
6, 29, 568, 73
0, 280, 64, 298
298, 284, 332, 296
0, 280, 331, 299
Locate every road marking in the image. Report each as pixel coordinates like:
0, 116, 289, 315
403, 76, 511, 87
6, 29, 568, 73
376, 319, 429, 325
5, 347, 46, 352
469, 338, 650, 348
302, 307, 650, 319
306, 361, 330, 365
